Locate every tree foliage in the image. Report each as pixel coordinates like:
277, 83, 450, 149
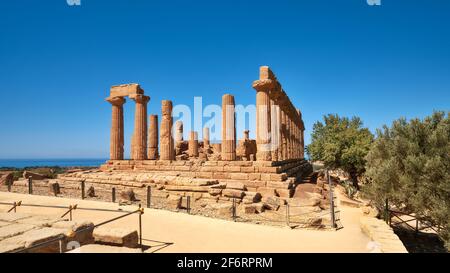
306, 114, 374, 189
364, 111, 450, 249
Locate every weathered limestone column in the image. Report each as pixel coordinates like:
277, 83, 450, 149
270, 100, 280, 161
174, 120, 183, 156
281, 110, 287, 161
301, 125, 305, 159
189, 131, 199, 157
252, 68, 273, 161
222, 94, 236, 161
130, 94, 150, 160
298, 109, 305, 159
160, 100, 174, 161
203, 127, 210, 147
147, 115, 159, 160
292, 121, 297, 159
290, 118, 295, 159
286, 114, 291, 159
107, 97, 125, 160
175, 120, 184, 143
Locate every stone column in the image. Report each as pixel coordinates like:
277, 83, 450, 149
174, 120, 183, 156
148, 115, 159, 160
222, 94, 236, 161
252, 78, 273, 161
203, 127, 210, 147
286, 114, 291, 160
175, 120, 184, 143
160, 100, 174, 160
130, 95, 150, 160
107, 97, 125, 160
297, 109, 304, 159
189, 131, 199, 157
290, 118, 295, 159
281, 110, 287, 161
301, 127, 305, 159
270, 100, 280, 161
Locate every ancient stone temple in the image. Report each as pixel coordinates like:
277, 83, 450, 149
59, 66, 312, 216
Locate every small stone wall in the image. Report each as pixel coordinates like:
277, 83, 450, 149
360, 216, 408, 253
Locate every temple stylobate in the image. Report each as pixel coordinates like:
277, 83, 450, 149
105, 66, 305, 163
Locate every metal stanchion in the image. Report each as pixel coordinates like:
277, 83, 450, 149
28, 177, 33, 194
81, 180, 85, 200
112, 187, 116, 203
187, 196, 191, 214
146, 186, 151, 208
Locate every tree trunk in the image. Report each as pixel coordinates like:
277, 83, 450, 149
349, 170, 360, 191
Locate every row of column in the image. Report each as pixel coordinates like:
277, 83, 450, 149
108, 68, 304, 162
252, 66, 305, 161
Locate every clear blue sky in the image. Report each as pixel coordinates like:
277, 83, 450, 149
0, 0, 449, 159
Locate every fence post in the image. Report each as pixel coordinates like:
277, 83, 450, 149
416, 219, 419, 234
112, 187, 116, 203
146, 186, 151, 208
327, 169, 336, 229
28, 177, 33, 195
81, 180, 85, 200
7, 180, 11, 192
187, 196, 191, 214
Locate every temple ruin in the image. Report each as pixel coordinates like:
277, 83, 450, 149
56, 66, 314, 218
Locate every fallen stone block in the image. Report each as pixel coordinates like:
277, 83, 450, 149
208, 188, 222, 196
210, 203, 233, 218
262, 196, 285, 211
222, 189, 245, 199
225, 181, 246, 190
52, 220, 95, 245
289, 197, 321, 207
93, 227, 139, 248
257, 187, 277, 198
243, 192, 262, 203
167, 195, 182, 210
2, 227, 67, 253
241, 204, 257, 214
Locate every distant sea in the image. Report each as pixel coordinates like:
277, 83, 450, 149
0, 159, 107, 168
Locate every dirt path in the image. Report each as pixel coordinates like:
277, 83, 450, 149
0, 192, 371, 253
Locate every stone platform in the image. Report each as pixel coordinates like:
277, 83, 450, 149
59, 159, 312, 203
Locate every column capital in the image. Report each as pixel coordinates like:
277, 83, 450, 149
106, 96, 126, 106
252, 79, 274, 92
130, 94, 150, 104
